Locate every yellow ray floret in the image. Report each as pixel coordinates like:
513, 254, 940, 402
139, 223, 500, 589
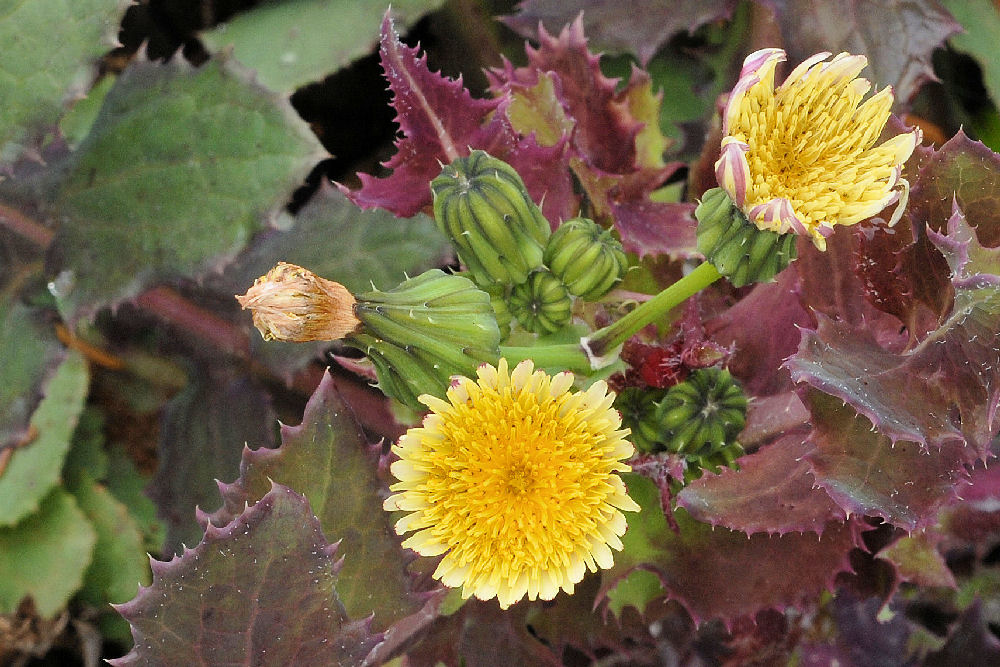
383, 358, 639, 609
715, 48, 922, 250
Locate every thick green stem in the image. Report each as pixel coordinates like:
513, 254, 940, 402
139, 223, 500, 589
502, 262, 722, 373
584, 262, 722, 365
501, 342, 592, 374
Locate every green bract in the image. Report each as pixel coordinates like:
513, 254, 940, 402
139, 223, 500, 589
695, 187, 797, 288
506, 269, 573, 335
544, 217, 627, 301
614, 386, 667, 454
656, 367, 747, 460
348, 269, 501, 409
431, 150, 550, 288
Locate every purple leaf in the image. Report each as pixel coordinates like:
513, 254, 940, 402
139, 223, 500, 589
502, 0, 739, 65
740, 391, 810, 449
201, 369, 426, 630
112, 484, 381, 666
342, 13, 573, 223
802, 390, 976, 531
828, 592, 916, 667
766, 0, 961, 103
604, 474, 860, 627
677, 430, 846, 536
854, 219, 950, 339
788, 208, 1000, 458
520, 573, 663, 662
925, 601, 1000, 666
489, 19, 695, 255
796, 230, 903, 333
405, 599, 561, 667
940, 462, 1000, 545
611, 199, 698, 258
909, 130, 1000, 247
707, 266, 813, 396
491, 18, 642, 173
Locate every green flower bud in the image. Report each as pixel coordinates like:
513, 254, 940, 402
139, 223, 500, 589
655, 367, 747, 460
544, 217, 627, 301
485, 284, 513, 340
696, 187, 797, 288
347, 269, 501, 409
614, 386, 668, 454
431, 150, 550, 288
506, 269, 572, 335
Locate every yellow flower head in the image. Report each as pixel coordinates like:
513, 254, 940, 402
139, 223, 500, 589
715, 48, 921, 250
384, 359, 639, 609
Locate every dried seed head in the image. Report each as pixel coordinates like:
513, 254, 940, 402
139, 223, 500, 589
236, 262, 360, 342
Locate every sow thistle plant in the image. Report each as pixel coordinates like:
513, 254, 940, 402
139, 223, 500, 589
236, 48, 920, 609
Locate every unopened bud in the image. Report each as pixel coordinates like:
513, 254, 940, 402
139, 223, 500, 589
656, 367, 747, 460
507, 269, 572, 335
236, 262, 360, 342
614, 386, 668, 454
348, 269, 501, 409
431, 150, 550, 288
544, 217, 627, 301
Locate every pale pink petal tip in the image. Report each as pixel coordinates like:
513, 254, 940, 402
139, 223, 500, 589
714, 139, 751, 207
749, 198, 802, 235
739, 48, 786, 79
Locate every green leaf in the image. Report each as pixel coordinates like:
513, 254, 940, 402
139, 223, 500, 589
69, 470, 151, 606
941, 0, 1000, 109
878, 532, 956, 589
105, 443, 165, 554
0, 349, 89, 527
48, 54, 324, 323
604, 569, 665, 617
0, 0, 127, 161
0, 297, 66, 451
0, 488, 97, 617
62, 406, 109, 484
203, 370, 424, 629
59, 73, 116, 149
202, 0, 446, 93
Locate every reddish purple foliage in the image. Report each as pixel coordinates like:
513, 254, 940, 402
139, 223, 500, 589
677, 430, 847, 536
112, 485, 381, 666
503, 0, 739, 65
604, 474, 862, 627
342, 13, 574, 221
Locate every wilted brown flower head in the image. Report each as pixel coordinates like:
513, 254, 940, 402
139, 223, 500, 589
236, 262, 360, 342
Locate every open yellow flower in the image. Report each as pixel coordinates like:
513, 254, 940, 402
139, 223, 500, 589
715, 48, 921, 250
384, 359, 639, 609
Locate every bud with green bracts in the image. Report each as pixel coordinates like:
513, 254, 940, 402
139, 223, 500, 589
507, 269, 573, 335
431, 150, 550, 288
656, 367, 747, 459
614, 386, 668, 454
484, 284, 513, 340
346, 269, 501, 409
696, 187, 797, 288
544, 217, 627, 301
